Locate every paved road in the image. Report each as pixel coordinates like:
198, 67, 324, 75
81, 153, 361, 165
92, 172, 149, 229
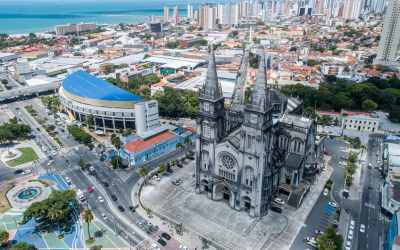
357, 135, 387, 250
290, 138, 346, 250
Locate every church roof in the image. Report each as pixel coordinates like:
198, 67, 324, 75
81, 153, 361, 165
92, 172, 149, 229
286, 153, 304, 169
231, 49, 249, 111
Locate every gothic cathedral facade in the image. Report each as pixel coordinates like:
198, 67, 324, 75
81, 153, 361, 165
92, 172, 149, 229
195, 48, 318, 217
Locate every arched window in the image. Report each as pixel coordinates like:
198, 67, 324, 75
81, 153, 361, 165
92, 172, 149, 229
279, 135, 288, 149
243, 166, 254, 187
202, 150, 209, 170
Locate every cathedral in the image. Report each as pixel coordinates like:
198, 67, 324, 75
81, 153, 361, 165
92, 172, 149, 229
195, 48, 319, 217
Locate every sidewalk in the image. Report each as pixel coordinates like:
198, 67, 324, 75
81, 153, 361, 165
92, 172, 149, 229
347, 148, 366, 201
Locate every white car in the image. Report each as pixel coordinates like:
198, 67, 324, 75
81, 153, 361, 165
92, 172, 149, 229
273, 198, 285, 206
350, 220, 355, 230
102, 213, 108, 220
360, 224, 366, 233
65, 177, 72, 185
23, 169, 32, 174
346, 240, 351, 247
323, 188, 329, 196
348, 229, 353, 240
98, 196, 104, 203
328, 201, 338, 208
305, 237, 317, 247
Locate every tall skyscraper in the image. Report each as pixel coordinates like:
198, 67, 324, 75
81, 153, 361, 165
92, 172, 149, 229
375, 0, 400, 66
173, 6, 179, 24
343, 0, 363, 20
163, 6, 169, 23
187, 4, 194, 19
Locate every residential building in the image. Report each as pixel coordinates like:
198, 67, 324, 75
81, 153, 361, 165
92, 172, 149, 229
374, 0, 400, 66
55, 23, 97, 36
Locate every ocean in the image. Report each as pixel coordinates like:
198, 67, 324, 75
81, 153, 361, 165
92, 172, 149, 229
0, 0, 194, 34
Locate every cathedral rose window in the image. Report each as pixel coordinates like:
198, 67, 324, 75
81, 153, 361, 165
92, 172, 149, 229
220, 152, 236, 170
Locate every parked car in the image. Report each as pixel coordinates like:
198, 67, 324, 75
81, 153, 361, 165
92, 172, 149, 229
102, 213, 108, 220
348, 229, 353, 240
111, 194, 118, 201
271, 206, 282, 213
103, 182, 109, 187
161, 232, 171, 240
117, 205, 125, 212
328, 201, 338, 208
323, 188, 329, 196
87, 186, 94, 193
273, 198, 285, 206
157, 238, 167, 246
360, 224, 365, 233
129, 206, 136, 213
98, 196, 104, 203
14, 169, 23, 175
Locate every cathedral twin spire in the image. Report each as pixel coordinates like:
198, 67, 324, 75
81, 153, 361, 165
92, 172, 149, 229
201, 46, 271, 112
200, 46, 223, 100
248, 50, 271, 113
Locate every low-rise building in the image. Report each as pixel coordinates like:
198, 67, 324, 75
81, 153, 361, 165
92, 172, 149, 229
341, 110, 380, 133
119, 126, 195, 167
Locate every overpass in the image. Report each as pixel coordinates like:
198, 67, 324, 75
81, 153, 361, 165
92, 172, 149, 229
0, 82, 60, 103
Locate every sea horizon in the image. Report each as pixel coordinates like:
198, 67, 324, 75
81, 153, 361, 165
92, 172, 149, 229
0, 0, 197, 35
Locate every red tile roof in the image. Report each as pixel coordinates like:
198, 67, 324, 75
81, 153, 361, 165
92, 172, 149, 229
124, 131, 176, 153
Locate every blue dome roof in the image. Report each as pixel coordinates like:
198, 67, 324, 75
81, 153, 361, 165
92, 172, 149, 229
62, 70, 143, 102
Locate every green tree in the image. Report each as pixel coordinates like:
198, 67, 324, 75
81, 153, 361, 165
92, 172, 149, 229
158, 164, 167, 173
138, 167, 147, 178
11, 242, 38, 250
0, 230, 9, 246
21, 190, 78, 232
316, 226, 343, 250
90, 245, 103, 250
83, 209, 94, 241
361, 99, 378, 111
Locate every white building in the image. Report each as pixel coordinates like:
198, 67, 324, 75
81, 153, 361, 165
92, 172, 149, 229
341, 111, 380, 133
343, 0, 363, 20
55, 23, 97, 36
374, 0, 400, 66
163, 6, 169, 23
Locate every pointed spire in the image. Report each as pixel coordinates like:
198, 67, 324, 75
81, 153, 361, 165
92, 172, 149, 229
200, 46, 223, 100
248, 50, 270, 112
231, 49, 249, 110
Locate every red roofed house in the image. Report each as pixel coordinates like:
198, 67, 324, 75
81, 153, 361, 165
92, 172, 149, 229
119, 127, 195, 167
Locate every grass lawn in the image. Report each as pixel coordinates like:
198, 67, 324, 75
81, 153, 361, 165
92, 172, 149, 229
6, 147, 39, 167
0, 183, 13, 213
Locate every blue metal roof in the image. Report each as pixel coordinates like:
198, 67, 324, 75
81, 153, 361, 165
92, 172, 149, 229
62, 70, 143, 102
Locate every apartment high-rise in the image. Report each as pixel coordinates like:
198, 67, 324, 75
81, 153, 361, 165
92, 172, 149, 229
187, 4, 194, 19
173, 6, 180, 24
375, 0, 400, 66
343, 0, 363, 20
163, 6, 169, 23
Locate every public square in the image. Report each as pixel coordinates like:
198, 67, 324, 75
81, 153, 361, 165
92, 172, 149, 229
141, 158, 332, 250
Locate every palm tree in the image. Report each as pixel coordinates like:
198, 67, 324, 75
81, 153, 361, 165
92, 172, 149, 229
0, 230, 9, 246
83, 209, 94, 240
111, 136, 122, 168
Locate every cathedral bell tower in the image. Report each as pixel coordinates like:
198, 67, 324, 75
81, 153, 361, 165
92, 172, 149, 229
198, 47, 225, 142
243, 52, 273, 131
195, 47, 225, 193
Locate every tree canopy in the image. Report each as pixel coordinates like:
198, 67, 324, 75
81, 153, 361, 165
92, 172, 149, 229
11, 242, 38, 250
67, 125, 93, 146
21, 190, 78, 233
281, 77, 400, 122
0, 118, 31, 145
153, 87, 198, 118
316, 226, 343, 250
